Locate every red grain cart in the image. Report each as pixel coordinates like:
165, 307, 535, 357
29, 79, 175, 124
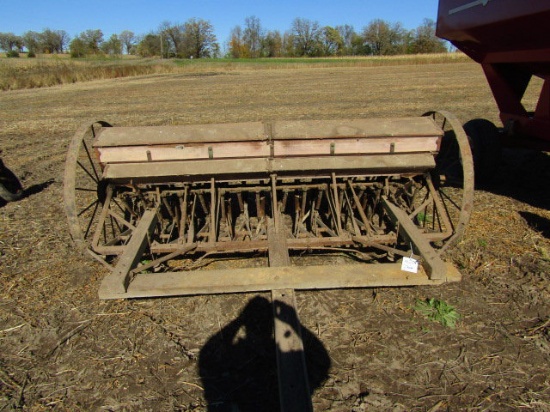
437, 0, 550, 175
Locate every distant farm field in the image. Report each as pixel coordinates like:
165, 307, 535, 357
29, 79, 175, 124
0, 52, 470, 91
1, 61, 549, 410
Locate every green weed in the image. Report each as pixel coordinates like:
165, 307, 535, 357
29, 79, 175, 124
477, 238, 488, 248
137, 259, 152, 274
416, 212, 433, 224
414, 298, 460, 328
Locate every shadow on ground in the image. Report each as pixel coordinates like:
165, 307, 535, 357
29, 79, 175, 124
198, 295, 330, 412
481, 149, 550, 210
0, 179, 55, 208
519, 211, 550, 238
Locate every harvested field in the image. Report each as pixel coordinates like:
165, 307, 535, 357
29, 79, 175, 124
1, 61, 549, 411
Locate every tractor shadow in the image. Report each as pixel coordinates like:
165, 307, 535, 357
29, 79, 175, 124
198, 295, 330, 412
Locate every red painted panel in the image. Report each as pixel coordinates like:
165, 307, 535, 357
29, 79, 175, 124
437, 0, 550, 145
437, 0, 550, 62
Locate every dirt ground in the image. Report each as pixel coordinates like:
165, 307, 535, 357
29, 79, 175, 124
1, 62, 549, 411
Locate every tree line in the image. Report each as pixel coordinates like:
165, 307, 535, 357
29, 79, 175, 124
0, 16, 446, 59
228, 17, 446, 58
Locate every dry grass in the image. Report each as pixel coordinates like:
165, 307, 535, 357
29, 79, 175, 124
0, 52, 470, 91
1, 61, 507, 132
0, 57, 177, 91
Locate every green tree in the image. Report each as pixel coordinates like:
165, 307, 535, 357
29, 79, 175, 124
282, 31, 297, 57
350, 32, 369, 55
262, 30, 283, 57
182, 18, 218, 58
335, 25, 356, 55
243, 16, 262, 58
101, 34, 123, 56
80, 29, 104, 53
54, 30, 70, 53
119, 30, 136, 55
159, 21, 186, 57
69, 37, 87, 57
23, 31, 40, 53
291, 18, 321, 56
362, 19, 406, 55
0, 32, 23, 52
136, 33, 162, 57
38, 29, 70, 53
410, 19, 447, 54
320, 26, 343, 56
211, 42, 221, 58
69, 29, 103, 57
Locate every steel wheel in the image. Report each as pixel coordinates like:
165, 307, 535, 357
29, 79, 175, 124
422, 111, 475, 251
64, 121, 112, 254
463, 118, 501, 185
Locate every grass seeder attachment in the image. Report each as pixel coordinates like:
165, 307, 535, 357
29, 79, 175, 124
64, 111, 473, 300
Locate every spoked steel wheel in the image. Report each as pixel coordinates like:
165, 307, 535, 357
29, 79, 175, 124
422, 111, 475, 251
64, 121, 113, 254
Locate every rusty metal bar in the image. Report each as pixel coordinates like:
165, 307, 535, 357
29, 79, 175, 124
187, 195, 196, 243
347, 180, 373, 236
209, 178, 216, 244
179, 185, 189, 241
331, 173, 343, 234
271, 174, 280, 232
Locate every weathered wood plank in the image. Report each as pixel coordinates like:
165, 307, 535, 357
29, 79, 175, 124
272, 289, 313, 412
267, 218, 291, 267
97, 141, 270, 163
95, 118, 442, 148
271, 118, 443, 139
102, 154, 436, 181
273, 136, 439, 157
95, 122, 266, 146
98, 208, 158, 298
97, 136, 438, 164
103, 158, 269, 180
381, 197, 447, 280
269, 154, 435, 173
99, 262, 461, 299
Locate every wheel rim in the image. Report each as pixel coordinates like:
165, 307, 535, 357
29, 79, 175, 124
63, 121, 112, 253
422, 111, 475, 251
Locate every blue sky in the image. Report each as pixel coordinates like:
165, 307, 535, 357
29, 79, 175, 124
0, 0, 441, 47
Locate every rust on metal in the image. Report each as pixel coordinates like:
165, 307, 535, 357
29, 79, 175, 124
64, 115, 473, 300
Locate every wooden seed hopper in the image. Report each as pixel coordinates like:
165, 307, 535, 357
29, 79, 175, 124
64, 111, 474, 300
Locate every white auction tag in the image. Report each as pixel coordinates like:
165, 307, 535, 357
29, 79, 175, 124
401, 257, 419, 273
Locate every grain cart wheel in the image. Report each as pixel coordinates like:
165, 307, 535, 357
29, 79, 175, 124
64, 121, 114, 254
423, 111, 475, 251
0, 158, 23, 202
463, 118, 501, 185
